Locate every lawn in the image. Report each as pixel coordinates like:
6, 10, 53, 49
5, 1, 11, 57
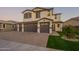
46, 35, 79, 51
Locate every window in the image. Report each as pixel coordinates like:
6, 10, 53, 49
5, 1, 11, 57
24, 13, 28, 19
24, 12, 31, 19
36, 12, 40, 18
57, 24, 60, 28
3, 24, 5, 28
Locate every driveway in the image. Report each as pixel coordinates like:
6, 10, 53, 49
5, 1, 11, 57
0, 32, 49, 47
0, 39, 56, 51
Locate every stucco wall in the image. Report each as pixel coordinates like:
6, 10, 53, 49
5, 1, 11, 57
3, 24, 14, 31
54, 23, 63, 31
23, 9, 60, 22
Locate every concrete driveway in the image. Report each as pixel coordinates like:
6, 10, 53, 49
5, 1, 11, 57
0, 32, 49, 47
0, 39, 56, 51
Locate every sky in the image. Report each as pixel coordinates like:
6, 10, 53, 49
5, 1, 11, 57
0, 7, 79, 22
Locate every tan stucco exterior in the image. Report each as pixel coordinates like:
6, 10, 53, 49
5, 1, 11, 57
23, 8, 61, 22
3, 24, 14, 31
0, 7, 63, 33
54, 23, 63, 31
17, 7, 63, 33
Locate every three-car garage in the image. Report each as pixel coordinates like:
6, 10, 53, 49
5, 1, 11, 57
18, 22, 50, 33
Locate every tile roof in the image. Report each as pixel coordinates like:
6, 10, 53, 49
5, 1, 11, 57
0, 20, 17, 24
22, 7, 54, 13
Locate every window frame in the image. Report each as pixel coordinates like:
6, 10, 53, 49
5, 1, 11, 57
36, 12, 40, 18
24, 12, 32, 19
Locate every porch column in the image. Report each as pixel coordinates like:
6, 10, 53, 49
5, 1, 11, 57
22, 23, 24, 32
49, 21, 52, 34
1, 24, 3, 31
17, 24, 19, 32
37, 22, 40, 33
1, 24, 3, 28
5, 24, 6, 29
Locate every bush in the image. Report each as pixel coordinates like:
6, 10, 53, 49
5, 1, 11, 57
57, 31, 64, 36
62, 26, 76, 39
74, 29, 79, 35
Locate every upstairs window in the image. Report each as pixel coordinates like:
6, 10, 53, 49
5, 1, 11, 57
36, 12, 40, 18
24, 12, 32, 19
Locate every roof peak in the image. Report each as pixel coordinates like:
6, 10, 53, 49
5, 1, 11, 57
33, 7, 53, 10
65, 16, 79, 22
22, 7, 54, 13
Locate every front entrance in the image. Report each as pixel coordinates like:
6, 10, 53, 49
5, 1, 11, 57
40, 22, 49, 33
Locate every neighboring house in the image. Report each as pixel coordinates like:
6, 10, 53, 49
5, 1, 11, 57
17, 7, 63, 33
0, 20, 17, 32
64, 17, 79, 29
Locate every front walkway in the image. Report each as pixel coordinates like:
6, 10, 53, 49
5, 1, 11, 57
50, 31, 60, 36
0, 32, 49, 47
0, 39, 56, 51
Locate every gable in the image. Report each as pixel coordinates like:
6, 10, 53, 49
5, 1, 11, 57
23, 10, 34, 15
37, 18, 53, 22
32, 7, 50, 12
22, 7, 54, 14
22, 9, 33, 14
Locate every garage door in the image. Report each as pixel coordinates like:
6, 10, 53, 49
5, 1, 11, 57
24, 23, 37, 32
40, 22, 49, 33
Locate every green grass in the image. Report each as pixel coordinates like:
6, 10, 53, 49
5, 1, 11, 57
46, 35, 79, 51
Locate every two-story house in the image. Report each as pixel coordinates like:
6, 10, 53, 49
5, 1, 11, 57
17, 7, 63, 33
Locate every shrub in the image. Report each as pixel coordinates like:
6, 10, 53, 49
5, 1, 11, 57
57, 31, 64, 36
62, 26, 76, 39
